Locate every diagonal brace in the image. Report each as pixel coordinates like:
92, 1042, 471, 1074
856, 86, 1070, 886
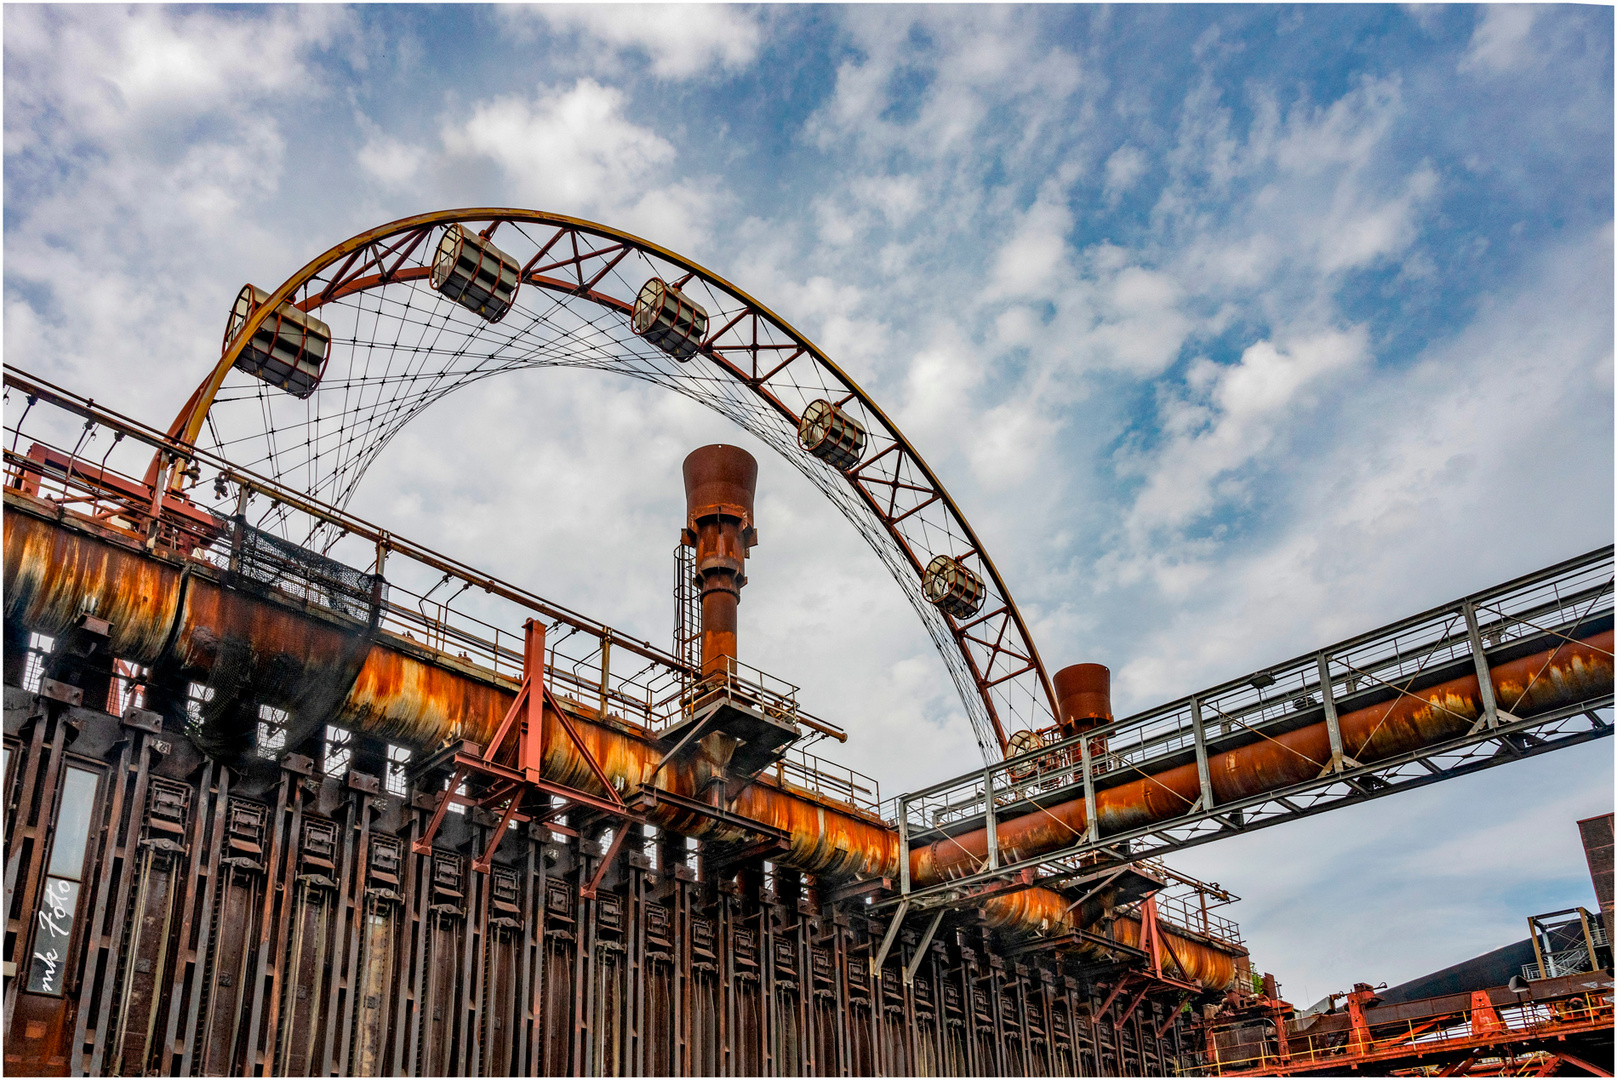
580, 824, 629, 899
472, 796, 527, 873
412, 763, 468, 855
904, 909, 946, 986
873, 899, 910, 973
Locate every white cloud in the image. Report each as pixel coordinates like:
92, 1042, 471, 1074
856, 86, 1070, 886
1103, 144, 1148, 201
442, 79, 675, 213
1120, 326, 1369, 545
1461, 6, 1540, 74
1104, 223, 1610, 705
987, 189, 1074, 299
357, 135, 425, 188
806, 7, 1085, 161
849, 174, 925, 228
1315, 163, 1438, 273
520, 5, 763, 80
3, 6, 351, 423
5, 6, 346, 145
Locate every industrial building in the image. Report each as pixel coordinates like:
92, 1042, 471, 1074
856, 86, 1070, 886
3, 209, 1611, 1076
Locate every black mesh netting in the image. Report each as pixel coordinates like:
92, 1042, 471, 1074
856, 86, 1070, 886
236, 523, 384, 620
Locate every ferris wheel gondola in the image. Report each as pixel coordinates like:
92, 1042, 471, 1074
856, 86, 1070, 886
161, 209, 1057, 761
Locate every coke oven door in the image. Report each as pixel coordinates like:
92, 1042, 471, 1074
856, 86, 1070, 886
7, 762, 104, 1076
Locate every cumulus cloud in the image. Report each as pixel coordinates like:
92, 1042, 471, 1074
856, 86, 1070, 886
414, 77, 731, 251
806, 7, 1085, 160
3, 6, 353, 420
514, 5, 763, 80
1119, 327, 1368, 544
1103, 144, 1148, 202
5, 5, 347, 145
357, 134, 425, 188
1461, 6, 1540, 74
442, 79, 675, 209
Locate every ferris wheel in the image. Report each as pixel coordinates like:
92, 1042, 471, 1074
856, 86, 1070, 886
161, 209, 1058, 762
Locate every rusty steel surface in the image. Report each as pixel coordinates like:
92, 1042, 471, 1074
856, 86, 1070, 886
1108, 914, 1241, 990
910, 632, 1615, 887
1053, 662, 1113, 732
338, 642, 514, 749
683, 444, 757, 678
3, 507, 185, 665
1194, 973, 1615, 1076
145, 209, 1060, 762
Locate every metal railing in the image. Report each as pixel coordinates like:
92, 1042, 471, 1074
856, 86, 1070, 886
1190, 991, 1613, 1076
879, 544, 1613, 911
775, 746, 882, 817
1521, 948, 1592, 982
671, 659, 848, 746
3, 365, 861, 796
1143, 889, 1244, 950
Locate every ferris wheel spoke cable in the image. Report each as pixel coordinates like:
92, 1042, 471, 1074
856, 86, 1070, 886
187, 209, 1050, 759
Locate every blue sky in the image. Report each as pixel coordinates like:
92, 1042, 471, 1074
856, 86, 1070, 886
5, 4, 1612, 1005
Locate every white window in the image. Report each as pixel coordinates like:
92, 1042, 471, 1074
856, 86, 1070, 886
186, 682, 215, 725
324, 725, 352, 776
27, 767, 99, 996
257, 705, 289, 758
385, 743, 410, 796
442, 774, 468, 815
22, 633, 54, 693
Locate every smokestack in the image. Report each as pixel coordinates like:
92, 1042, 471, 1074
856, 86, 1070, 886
1053, 663, 1112, 738
682, 445, 758, 679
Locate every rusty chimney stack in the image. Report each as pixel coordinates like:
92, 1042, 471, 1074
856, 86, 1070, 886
683, 445, 758, 679
1053, 663, 1112, 739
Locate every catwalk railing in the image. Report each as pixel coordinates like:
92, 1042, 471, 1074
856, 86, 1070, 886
1, 693, 1182, 1076
882, 546, 1614, 911
2, 366, 859, 791
1191, 981, 1614, 1076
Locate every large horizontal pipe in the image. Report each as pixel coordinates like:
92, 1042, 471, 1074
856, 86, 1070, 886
977, 886, 1240, 989
1, 500, 893, 862
0, 496, 1252, 982
3, 499, 916, 878
910, 632, 1614, 887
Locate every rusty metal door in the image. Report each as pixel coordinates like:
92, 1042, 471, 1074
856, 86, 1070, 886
8, 761, 104, 1076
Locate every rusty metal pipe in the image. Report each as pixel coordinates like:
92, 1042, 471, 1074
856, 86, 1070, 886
7, 497, 1595, 985
1053, 663, 1112, 736
912, 634, 1615, 886
683, 446, 757, 678
4, 505, 1248, 980
977, 889, 1240, 988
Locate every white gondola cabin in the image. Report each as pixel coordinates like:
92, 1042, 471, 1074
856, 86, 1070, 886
922, 555, 986, 619
225, 285, 331, 399
430, 223, 520, 322
632, 277, 708, 361
797, 399, 867, 470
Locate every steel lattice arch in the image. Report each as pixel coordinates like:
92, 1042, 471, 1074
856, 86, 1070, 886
165, 208, 1057, 762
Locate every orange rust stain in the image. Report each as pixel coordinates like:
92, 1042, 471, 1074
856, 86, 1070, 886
1110, 915, 1240, 990
176, 578, 358, 671
339, 643, 513, 748
4, 505, 184, 664
974, 887, 1244, 989
325, 643, 907, 880
981, 887, 1075, 937
912, 633, 1614, 887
